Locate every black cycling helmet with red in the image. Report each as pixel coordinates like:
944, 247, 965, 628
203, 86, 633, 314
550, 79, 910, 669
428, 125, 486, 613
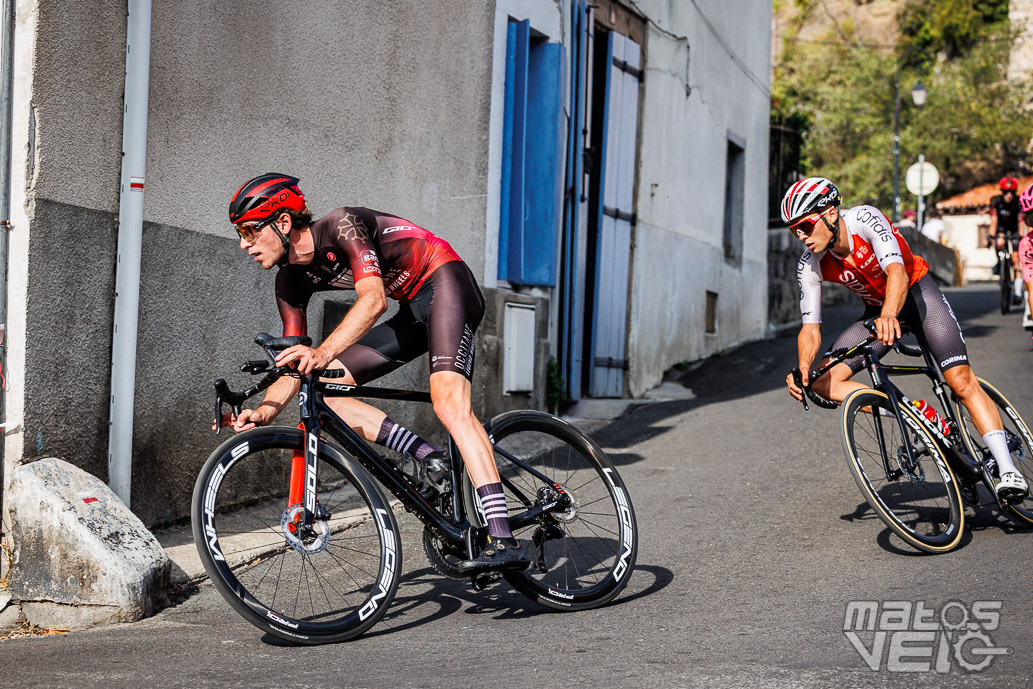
229, 173, 307, 264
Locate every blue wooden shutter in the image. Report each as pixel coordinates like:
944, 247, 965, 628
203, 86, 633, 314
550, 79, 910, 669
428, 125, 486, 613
499, 20, 563, 286
498, 20, 529, 283
588, 32, 640, 398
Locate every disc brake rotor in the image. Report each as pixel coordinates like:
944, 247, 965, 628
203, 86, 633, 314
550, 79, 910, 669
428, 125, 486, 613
281, 503, 330, 554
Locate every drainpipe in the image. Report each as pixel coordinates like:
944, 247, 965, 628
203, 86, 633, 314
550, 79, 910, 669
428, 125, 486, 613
108, 0, 152, 506
0, 0, 14, 540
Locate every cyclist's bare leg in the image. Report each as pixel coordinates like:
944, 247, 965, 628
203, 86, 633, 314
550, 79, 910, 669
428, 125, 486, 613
812, 359, 867, 403
429, 369, 498, 488
319, 363, 387, 442
943, 364, 1003, 435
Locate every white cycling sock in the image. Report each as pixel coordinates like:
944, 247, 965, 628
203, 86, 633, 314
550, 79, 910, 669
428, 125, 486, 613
983, 429, 1019, 476
1014, 278, 1024, 299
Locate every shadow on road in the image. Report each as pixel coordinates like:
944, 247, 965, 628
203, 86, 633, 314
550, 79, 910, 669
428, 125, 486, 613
586, 286, 1004, 461
256, 563, 674, 645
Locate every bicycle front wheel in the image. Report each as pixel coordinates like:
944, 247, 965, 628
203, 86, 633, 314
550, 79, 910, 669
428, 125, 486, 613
467, 411, 638, 611
841, 389, 964, 553
953, 378, 1033, 526
191, 427, 401, 644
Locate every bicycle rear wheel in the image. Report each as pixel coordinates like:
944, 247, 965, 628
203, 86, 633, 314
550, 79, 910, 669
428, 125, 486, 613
841, 389, 964, 553
191, 427, 401, 644
952, 378, 1033, 526
1001, 259, 1012, 314
466, 410, 637, 611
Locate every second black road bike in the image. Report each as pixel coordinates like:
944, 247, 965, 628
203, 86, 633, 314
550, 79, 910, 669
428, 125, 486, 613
793, 320, 1033, 553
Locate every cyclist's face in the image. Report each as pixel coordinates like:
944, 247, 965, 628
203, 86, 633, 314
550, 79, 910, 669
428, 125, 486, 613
790, 209, 833, 250
239, 217, 286, 269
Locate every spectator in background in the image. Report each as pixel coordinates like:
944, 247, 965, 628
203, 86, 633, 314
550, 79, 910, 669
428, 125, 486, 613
922, 209, 945, 243
897, 209, 917, 231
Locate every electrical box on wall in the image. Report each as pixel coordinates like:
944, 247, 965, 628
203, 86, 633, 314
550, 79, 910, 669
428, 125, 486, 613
503, 302, 536, 393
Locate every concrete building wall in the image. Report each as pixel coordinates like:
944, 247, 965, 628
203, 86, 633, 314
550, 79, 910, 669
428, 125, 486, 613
4, 0, 772, 527
940, 213, 997, 282
626, 0, 772, 397
6, 0, 500, 526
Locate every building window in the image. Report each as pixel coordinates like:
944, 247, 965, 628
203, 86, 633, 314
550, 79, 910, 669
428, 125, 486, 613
723, 135, 745, 265
498, 18, 564, 286
705, 291, 718, 334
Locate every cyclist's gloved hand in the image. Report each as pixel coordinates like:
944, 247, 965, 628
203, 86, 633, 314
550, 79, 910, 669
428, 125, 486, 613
275, 344, 332, 376
873, 314, 901, 346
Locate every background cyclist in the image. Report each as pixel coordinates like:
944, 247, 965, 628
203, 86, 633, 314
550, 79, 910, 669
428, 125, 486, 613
989, 176, 1023, 303
221, 173, 529, 572
782, 177, 1028, 502
1018, 183, 1033, 341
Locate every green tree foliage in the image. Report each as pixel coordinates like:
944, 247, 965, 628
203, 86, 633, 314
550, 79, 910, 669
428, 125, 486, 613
898, 0, 1009, 66
772, 0, 1030, 213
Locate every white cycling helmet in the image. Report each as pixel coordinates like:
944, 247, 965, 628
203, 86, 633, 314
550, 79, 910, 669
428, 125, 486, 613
781, 177, 841, 224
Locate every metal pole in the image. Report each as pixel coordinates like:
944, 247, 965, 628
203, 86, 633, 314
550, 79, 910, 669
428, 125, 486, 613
892, 75, 901, 223
108, 0, 152, 506
917, 153, 925, 232
0, 0, 14, 544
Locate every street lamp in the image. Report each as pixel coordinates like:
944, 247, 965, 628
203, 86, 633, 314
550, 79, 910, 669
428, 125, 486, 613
892, 78, 929, 223
912, 80, 927, 107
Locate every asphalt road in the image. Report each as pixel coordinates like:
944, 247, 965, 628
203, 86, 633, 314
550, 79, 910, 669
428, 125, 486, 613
3, 284, 1031, 688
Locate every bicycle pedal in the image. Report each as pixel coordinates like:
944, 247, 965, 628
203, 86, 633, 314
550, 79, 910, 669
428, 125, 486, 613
471, 571, 502, 591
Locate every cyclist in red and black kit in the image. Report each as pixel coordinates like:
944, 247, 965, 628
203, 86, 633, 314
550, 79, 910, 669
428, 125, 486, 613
219, 173, 529, 572
989, 177, 1023, 298
782, 177, 1028, 501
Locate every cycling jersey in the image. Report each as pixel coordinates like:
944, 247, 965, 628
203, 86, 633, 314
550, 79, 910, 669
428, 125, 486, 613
990, 194, 1021, 234
827, 275, 969, 373
1019, 233, 1033, 284
275, 207, 462, 337
797, 205, 930, 323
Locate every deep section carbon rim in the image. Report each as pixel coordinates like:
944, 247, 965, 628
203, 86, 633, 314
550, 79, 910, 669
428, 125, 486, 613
841, 390, 963, 553
469, 411, 637, 610
191, 428, 400, 643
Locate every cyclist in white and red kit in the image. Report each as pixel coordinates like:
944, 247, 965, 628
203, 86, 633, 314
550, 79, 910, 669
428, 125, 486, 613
782, 177, 1028, 502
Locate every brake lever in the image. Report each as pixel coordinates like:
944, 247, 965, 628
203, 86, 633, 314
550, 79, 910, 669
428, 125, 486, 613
791, 368, 810, 412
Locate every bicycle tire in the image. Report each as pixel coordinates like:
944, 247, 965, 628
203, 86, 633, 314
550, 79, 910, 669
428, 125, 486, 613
1001, 259, 1012, 314
841, 389, 964, 553
191, 427, 402, 644
464, 410, 638, 611
952, 378, 1033, 526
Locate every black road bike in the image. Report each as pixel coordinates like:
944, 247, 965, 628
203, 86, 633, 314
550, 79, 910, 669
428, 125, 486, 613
792, 320, 1033, 553
993, 233, 1022, 315
191, 334, 638, 644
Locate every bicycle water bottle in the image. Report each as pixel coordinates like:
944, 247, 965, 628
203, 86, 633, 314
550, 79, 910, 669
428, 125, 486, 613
912, 400, 951, 436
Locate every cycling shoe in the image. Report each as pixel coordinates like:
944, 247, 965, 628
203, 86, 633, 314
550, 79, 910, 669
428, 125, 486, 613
996, 471, 1028, 503
458, 536, 530, 574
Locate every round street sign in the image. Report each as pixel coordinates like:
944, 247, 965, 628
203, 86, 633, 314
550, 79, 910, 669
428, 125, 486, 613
906, 161, 939, 196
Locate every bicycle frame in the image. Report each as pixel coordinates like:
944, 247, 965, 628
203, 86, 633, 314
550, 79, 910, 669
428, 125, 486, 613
290, 375, 571, 557
807, 333, 984, 489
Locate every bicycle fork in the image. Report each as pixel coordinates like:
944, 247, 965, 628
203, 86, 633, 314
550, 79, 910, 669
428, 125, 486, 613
288, 378, 323, 532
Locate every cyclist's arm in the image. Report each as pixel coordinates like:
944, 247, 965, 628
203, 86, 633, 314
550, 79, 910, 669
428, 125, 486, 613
788, 323, 822, 401
874, 262, 907, 345
315, 275, 388, 361
234, 376, 301, 430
